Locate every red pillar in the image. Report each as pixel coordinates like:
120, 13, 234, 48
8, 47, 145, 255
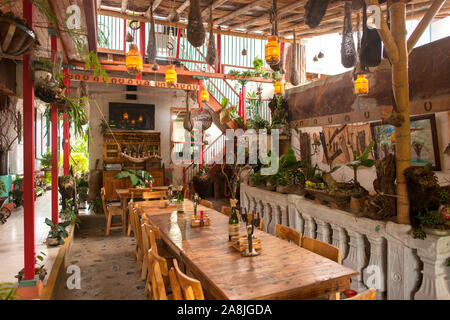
216, 30, 222, 73
137, 21, 145, 80
176, 28, 181, 60
22, 0, 35, 281
241, 85, 247, 125
63, 68, 70, 175
51, 35, 59, 224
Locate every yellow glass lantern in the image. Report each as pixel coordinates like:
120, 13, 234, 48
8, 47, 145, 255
355, 74, 369, 96
200, 87, 209, 102
274, 79, 283, 95
123, 112, 129, 120
265, 35, 280, 66
165, 65, 177, 85
138, 115, 143, 122
126, 44, 143, 75
131, 119, 136, 125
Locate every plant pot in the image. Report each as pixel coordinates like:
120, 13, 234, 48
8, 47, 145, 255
0, 12, 37, 58
276, 185, 305, 195
350, 196, 363, 212
220, 108, 231, 124
47, 237, 60, 246
423, 226, 450, 236
16, 269, 47, 282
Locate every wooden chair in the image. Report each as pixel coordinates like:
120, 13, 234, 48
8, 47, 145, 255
182, 184, 190, 199
302, 237, 342, 300
199, 199, 214, 209
169, 259, 205, 300
101, 187, 124, 235
246, 213, 264, 231
129, 204, 144, 270
147, 246, 170, 300
220, 206, 241, 220
276, 224, 302, 246
142, 190, 168, 201
345, 289, 377, 300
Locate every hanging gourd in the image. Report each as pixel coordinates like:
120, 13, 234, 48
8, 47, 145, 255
183, 90, 193, 132
126, 43, 143, 75
200, 87, 209, 102
147, 3, 157, 65
341, 1, 356, 68
360, 2, 382, 67
165, 65, 177, 85
290, 30, 300, 86
274, 78, 283, 95
354, 74, 369, 96
206, 5, 218, 66
305, 0, 330, 29
187, 0, 206, 48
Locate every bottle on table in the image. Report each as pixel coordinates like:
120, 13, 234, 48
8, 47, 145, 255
177, 190, 184, 213
228, 206, 239, 241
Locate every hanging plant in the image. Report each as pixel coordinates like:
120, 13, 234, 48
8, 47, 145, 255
305, 0, 330, 29
32, 57, 65, 104
341, 1, 356, 68
187, 0, 206, 48
0, 10, 38, 58
290, 30, 300, 86
206, 6, 218, 66
147, 3, 157, 65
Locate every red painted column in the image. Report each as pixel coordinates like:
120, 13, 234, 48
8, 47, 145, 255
137, 21, 145, 80
176, 28, 181, 60
51, 35, 59, 224
242, 85, 247, 125
216, 30, 222, 73
22, 0, 35, 281
63, 68, 70, 175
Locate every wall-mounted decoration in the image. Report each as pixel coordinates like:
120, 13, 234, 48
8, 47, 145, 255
370, 114, 441, 171
321, 123, 373, 164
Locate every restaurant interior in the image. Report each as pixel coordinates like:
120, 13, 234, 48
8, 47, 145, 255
0, 0, 449, 302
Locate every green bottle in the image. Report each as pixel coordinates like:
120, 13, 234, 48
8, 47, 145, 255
228, 206, 239, 241
177, 191, 184, 213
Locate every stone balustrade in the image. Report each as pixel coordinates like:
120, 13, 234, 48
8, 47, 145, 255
240, 183, 450, 300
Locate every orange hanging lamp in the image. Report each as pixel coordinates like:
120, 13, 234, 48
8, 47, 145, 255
355, 74, 369, 96
265, 35, 280, 66
200, 87, 209, 102
126, 43, 143, 75
274, 78, 283, 95
165, 65, 177, 85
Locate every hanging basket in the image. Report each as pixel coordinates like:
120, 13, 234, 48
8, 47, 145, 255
0, 11, 37, 58
191, 108, 213, 131
220, 108, 232, 124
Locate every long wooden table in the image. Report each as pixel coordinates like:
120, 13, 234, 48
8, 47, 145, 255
137, 200, 358, 300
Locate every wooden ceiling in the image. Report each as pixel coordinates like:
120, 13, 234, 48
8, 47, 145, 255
98, 0, 450, 39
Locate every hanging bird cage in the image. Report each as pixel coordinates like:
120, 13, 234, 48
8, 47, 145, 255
126, 44, 143, 75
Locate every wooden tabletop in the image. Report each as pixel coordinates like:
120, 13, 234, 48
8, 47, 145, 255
116, 186, 181, 199
140, 200, 358, 300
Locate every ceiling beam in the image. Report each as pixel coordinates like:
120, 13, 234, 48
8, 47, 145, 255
83, 0, 98, 53
214, 0, 268, 25
121, 0, 128, 13
177, 0, 190, 14
201, 0, 228, 18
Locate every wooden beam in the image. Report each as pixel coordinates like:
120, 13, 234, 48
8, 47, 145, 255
83, 0, 98, 53
121, 0, 128, 13
97, 0, 102, 10
407, 0, 447, 53
201, 0, 228, 18
177, 0, 190, 14
47, 0, 70, 64
214, 0, 267, 25
146, 0, 164, 18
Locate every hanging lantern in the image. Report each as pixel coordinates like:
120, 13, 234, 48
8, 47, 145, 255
126, 44, 143, 75
274, 79, 283, 95
165, 65, 177, 85
200, 87, 209, 102
131, 119, 136, 125
265, 35, 280, 66
138, 115, 143, 122
123, 112, 129, 120
355, 74, 369, 96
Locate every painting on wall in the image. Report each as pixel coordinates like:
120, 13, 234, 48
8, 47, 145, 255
321, 123, 373, 165
370, 114, 441, 170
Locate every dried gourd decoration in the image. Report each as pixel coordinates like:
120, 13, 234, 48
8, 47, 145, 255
187, 0, 206, 48
152, 63, 160, 71
125, 32, 134, 43
147, 4, 157, 65
289, 30, 300, 86
168, 9, 180, 23
341, 1, 356, 68
360, 2, 382, 67
304, 0, 330, 29
241, 48, 247, 56
206, 5, 218, 66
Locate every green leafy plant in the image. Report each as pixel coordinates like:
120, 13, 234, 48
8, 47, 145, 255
0, 180, 5, 194
0, 282, 16, 300
15, 251, 47, 282
59, 199, 81, 228
89, 197, 103, 214
114, 170, 154, 187
437, 189, 449, 205
220, 97, 230, 111
45, 218, 71, 245
247, 116, 271, 133
39, 148, 52, 169
346, 140, 375, 190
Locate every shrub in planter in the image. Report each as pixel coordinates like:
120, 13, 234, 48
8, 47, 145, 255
0, 10, 37, 58
15, 252, 47, 282
45, 218, 70, 246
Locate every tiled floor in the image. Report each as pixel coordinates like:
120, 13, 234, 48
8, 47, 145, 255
0, 192, 60, 284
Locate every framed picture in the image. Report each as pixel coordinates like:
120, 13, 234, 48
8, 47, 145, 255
370, 114, 441, 170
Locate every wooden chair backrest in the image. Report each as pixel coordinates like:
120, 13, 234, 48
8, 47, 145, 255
100, 188, 109, 220
220, 206, 241, 221
130, 205, 143, 250
276, 224, 302, 246
302, 237, 342, 264
170, 259, 204, 300
199, 199, 214, 209
246, 213, 264, 230
346, 289, 377, 300
182, 184, 190, 199
147, 247, 169, 300
143, 191, 167, 201
141, 222, 151, 255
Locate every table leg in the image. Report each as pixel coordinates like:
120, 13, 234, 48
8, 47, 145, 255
121, 198, 128, 235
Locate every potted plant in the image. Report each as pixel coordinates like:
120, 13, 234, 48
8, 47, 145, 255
0, 10, 37, 58
59, 199, 81, 228
269, 95, 291, 156
89, 196, 103, 214
437, 189, 450, 224
273, 149, 306, 195
220, 97, 232, 124
76, 176, 89, 209
45, 218, 70, 246
346, 141, 375, 213
114, 169, 154, 188
15, 252, 47, 282
415, 210, 450, 238
38, 148, 52, 172
32, 57, 66, 104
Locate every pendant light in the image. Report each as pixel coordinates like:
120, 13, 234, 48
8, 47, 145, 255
165, 65, 177, 85
200, 86, 209, 102
274, 78, 283, 95
265, 0, 280, 66
354, 74, 369, 96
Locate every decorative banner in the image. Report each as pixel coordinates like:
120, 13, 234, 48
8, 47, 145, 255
67, 73, 200, 91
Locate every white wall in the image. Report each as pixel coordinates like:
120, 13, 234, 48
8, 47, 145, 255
291, 111, 450, 192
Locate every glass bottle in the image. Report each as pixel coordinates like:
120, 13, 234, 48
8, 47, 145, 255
228, 206, 239, 241
177, 191, 184, 213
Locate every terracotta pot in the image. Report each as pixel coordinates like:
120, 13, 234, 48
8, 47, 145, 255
47, 237, 60, 246
350, 196, 363, 212
423, 226, 450, 236
220, 108, 231, 124
0, 13, 37, 58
